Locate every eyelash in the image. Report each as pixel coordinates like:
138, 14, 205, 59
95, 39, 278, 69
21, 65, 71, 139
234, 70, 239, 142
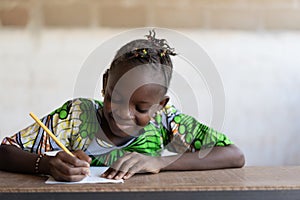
136, 107, 149, 114
107, 94, 149, 114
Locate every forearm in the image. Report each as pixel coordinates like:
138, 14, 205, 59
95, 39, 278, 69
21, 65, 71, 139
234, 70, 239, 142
161, 144, 245, 171
0, 144, 50, 174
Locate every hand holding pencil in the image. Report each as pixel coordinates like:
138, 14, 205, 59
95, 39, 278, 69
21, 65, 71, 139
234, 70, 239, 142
30, 112, 91, 182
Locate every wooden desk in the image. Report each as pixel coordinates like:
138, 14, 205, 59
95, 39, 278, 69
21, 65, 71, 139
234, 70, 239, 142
1, 166, 300, 200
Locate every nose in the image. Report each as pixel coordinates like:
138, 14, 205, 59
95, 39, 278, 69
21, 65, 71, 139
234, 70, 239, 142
112, 103, 134, 121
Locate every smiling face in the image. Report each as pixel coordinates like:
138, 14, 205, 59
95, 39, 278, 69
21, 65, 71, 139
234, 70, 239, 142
102, 64, 169, 143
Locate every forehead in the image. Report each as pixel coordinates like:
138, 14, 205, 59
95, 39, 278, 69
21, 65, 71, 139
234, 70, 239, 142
128, 84, 165, 102
108, 65, 167, 101
108, 64, 167, 90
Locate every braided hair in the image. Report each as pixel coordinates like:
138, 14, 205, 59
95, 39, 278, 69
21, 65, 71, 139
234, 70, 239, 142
116, 30, 175, 80
113, 30, 175, 64
102, 30, 176, 96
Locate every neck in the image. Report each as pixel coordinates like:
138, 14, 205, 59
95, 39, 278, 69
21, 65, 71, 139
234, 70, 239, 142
97, 108, 134, 147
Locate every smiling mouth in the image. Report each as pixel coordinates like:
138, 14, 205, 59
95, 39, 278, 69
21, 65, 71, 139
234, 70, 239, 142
115, 122, 135, 131
109, 114, 136, 131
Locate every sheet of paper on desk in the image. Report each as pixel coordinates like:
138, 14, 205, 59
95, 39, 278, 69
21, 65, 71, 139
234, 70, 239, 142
45, 167, 124, 184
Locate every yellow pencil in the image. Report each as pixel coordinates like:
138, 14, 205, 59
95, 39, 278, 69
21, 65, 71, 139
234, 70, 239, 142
29, 112, 75, 157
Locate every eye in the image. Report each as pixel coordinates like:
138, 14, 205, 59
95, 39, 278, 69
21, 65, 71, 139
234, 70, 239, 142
136, 106, 149, 114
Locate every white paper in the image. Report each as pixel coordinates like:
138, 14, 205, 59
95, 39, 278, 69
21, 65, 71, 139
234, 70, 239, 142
46, 167, 124, 184
44, 150, 62, 157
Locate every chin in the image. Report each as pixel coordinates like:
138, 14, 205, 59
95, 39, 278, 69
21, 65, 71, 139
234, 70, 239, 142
110, 120, 141, 138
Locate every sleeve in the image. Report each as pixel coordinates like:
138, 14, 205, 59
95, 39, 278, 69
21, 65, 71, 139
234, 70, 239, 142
161, 105, 233, 153
1, 100, 76, 154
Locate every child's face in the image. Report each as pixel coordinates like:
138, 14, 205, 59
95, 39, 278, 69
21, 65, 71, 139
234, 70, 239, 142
102, 65, 169, 139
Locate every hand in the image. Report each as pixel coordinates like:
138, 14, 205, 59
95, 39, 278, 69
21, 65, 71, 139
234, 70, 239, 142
47, 150, 91, 182
101, 152, 163, 180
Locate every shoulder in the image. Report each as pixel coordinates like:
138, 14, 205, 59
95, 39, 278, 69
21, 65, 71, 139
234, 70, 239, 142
162, 104, 181, 115
149, 104, 181, 129
59, 98, 103, 111
155, 104, 181, 121
57, 98, 103, 147
69, 98, 103, 107
49, 98, 103, 121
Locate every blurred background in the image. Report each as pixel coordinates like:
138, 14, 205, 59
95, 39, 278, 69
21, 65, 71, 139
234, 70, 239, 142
0, 0, 300, 166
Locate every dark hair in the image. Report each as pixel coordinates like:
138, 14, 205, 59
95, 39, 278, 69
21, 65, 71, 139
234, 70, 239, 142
110, 30, 176, 88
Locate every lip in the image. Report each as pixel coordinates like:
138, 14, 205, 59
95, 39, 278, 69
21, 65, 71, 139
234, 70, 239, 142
115, 122, 135, 131
110, 114, 135, 126
108, 115, 137, 136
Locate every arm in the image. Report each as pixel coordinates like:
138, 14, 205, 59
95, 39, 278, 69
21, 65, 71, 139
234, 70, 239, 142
160, 109, 245, 170
162, 144, 245, 171
0, 144, 91, 182
102, 107, 245, 180
101, 144, 244, 180
0, 144, 44, 174
0, 99, 95, 181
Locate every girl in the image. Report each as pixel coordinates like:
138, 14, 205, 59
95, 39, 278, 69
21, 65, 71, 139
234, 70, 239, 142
0, 30, 245, 181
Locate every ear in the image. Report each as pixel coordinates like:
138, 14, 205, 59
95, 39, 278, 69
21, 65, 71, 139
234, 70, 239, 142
101, 69, 110, 97
158, 95, 170, 110
149, 96, 170, 118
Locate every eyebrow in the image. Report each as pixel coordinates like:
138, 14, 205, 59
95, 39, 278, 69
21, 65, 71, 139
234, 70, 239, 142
109, 86, 154, 105
135, 101, 152, 105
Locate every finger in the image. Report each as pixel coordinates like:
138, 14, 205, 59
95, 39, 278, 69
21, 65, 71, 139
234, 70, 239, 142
50, 155, 90, 176
105, 155, 132, 178
65, 174, 88, 182
73, 150, 92, 164
113, 159, 139, 180
114, 170, 127, 180
106, 168, 119, 179
123, 163, 143, 179
123, 172, 134, 180
56, 158, 90, 176
57, 151, 90, 167
100, 167, 113, 178
49, 159, 89, 182
109, 154, 132, 171
102, 153, 136, 179
52, 168, 88, 182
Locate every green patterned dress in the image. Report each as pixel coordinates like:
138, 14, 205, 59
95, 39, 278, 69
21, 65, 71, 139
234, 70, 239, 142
1, 98, 233, 166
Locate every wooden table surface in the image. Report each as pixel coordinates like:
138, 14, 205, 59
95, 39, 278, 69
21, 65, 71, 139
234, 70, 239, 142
1, 166, 300, 200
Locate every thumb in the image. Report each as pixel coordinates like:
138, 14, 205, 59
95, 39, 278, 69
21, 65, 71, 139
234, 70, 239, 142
73, 150, 92, 164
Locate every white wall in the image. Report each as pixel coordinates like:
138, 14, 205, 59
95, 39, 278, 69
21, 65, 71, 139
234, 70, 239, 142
1, 29, 299, 166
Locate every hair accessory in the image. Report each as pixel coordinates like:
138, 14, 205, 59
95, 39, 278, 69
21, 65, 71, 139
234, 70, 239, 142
160, 49, 167, 57
133, 48, 139, 57
110, 29, 176, 73
145, 29, 176, 57
142, 49, 147, 56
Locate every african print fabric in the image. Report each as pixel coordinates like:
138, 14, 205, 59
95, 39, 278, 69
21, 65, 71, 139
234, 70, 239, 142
1, 98, 233, 166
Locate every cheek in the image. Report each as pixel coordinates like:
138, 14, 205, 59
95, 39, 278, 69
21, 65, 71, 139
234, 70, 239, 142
103, 99, 112, 115
135, 114, 151, 127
